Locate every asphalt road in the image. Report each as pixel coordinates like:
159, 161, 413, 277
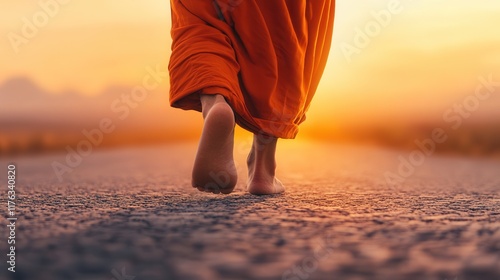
1, 141, 499, 280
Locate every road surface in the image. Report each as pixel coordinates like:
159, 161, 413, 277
1, 141, 499, 280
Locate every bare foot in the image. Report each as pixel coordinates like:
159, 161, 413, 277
246, 134, 285, 195
192, 95, 237, 194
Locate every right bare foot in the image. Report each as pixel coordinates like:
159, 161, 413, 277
192, 95, 237, 194
246, 134, 285, 195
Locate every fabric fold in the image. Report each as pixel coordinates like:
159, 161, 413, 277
169, 0, 335, 139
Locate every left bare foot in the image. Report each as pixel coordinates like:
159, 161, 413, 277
192, 94, 237, 194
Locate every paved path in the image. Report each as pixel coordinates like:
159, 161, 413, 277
1, 142, 499, 280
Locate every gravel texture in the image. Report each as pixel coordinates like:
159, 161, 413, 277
1, 141, 499, 280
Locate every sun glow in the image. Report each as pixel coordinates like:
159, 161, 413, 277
2, 0, 500, 146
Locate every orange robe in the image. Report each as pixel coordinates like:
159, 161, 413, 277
169, 0, 335, 139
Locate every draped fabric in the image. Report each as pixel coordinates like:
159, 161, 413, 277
169, 0, 335, 138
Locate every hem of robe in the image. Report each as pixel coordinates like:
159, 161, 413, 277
168, 0, 334, 140
170, 85, 299, 139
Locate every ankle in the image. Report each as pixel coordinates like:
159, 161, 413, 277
200, 94, 227, 118
247, 135, 278, 175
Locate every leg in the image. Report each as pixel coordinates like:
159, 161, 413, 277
192, 94, 237, 194
246, 134, 285, 195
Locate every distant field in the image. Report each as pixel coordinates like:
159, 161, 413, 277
2, 122, 500, 158
2, 78, 499, 157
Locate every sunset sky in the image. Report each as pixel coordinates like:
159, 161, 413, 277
2, 1, 500, 138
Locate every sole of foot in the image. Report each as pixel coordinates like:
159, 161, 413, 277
192, 102, 237, 194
